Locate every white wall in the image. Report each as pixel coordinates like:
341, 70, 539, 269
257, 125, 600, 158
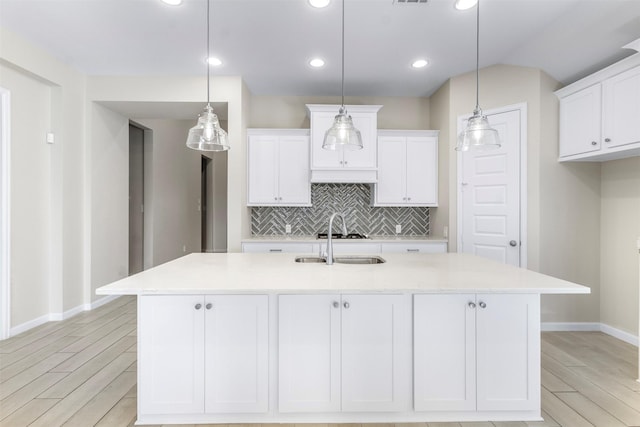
600, 157, 640, 335
89, 103, 129, 299
0, 64, 52, 327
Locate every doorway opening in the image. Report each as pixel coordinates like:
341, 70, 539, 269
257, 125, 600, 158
201, 151, 228, 253
201, 156, 213, 252
0, 87, 10, 339
129, 123, 145, 275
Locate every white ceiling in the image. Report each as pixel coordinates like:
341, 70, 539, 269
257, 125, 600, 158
1, 0, 640, 98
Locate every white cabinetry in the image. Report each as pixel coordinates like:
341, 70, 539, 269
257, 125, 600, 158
306, 104, 382, 183
241, 242, 316, 254
139, 295, 269, 418
380, 241, 447, 253
556, 54, 640, 161
374, 130, 438, 206
247, 129, 310, 206
414, 294, 539, 412
278, 294, 411, 413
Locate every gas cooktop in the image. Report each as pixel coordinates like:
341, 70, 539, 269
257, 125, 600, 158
316, 233, 369, 239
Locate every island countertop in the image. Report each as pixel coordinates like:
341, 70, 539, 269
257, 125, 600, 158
96, 252, 590, 295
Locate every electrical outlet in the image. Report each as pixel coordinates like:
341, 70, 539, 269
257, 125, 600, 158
183, 245, 186, 252
285, 224, 292, 234
443, 226, 448, 238
395, 224, 402, 234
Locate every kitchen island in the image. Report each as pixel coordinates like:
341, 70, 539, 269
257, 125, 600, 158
96, 252, 589, 425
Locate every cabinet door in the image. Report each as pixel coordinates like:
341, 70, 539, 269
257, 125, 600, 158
139, 295, 205, 415
278, 135, 311, 205
376, 136, 406, 204
406, 136, 437, 205
476, 294, 540, 411
311, 111, 344, 168
414, 294, 476, 411
248, 135, 279, 205
343, 112, 377, 168
603, 66, 640, 148
341, 294, 410, 412
279, 294, 341, 412
204, 295, 269, 413
559, 85, 602, 157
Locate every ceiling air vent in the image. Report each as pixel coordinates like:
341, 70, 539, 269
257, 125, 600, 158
393, 0, 428, 4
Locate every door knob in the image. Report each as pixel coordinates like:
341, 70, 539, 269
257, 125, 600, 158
509, 240, 517, 247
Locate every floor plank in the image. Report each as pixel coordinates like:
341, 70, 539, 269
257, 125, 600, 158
554, 392, 626, 427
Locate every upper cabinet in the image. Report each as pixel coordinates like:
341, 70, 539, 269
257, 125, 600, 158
373, 130, 438, 207
247, 129, 311, 207
556, 53, 640, 162
306, 104, 382, 183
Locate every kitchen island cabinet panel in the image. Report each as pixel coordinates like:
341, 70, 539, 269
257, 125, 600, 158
278, 294, 341, 413
279, 294, 410, 413
414, 294, 539, 413
138, 294, 269, 419
139, 295, 206, 415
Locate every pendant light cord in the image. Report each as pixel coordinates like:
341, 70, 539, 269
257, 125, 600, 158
206, 0, 211, 106
341, 0, 345, 108
474, 0, 480, 113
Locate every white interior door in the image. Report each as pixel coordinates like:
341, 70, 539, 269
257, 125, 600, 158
458, 106, 525, 267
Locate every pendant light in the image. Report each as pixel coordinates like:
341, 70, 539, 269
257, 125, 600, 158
455, 0, 500, 152
186, 0, 229, 151
322, 0, 363, 151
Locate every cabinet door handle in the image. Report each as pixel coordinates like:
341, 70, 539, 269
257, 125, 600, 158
344, 161, 348, 165
206, 303, 212, 310
604, 138, 611, 143
343, 301, 350, 309
274, 197, 278, 201
591, 141, 597, 146
468, 302, 476, 309
332, 301, 339, 308
195, 303, 202, 310
407, 197, 412, 201
478, 301, 487, 309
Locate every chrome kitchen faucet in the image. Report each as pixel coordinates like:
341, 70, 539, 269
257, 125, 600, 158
326, 213, 348, 265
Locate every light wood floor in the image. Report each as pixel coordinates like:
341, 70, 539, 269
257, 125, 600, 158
1, 296, 639, 427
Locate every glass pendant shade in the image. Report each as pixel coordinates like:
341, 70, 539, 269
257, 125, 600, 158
456, 110, 501, 151
186, 105, 229, 151
322, 106, 363, 150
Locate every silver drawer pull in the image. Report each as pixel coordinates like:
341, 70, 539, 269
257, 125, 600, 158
269, 249, 283, 252
407, 248, 420, 253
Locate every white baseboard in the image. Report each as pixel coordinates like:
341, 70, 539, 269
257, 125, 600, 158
542, 321, 639, 347
8, 295, 121, 339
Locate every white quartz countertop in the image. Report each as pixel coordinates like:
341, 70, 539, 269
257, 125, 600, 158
96, 252, 590, 296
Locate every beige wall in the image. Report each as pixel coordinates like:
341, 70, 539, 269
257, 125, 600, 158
1, 27, 86, 330
431, 64, 602, 323
249, 95, 430, 130
135, 119, 202, 266
600, 157, 640, 334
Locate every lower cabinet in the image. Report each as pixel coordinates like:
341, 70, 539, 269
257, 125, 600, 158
139, 295, 269, 416
414, 293, 540, 412
278, 294, 411, 413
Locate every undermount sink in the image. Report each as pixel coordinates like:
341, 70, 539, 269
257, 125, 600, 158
295, 256, 386, 265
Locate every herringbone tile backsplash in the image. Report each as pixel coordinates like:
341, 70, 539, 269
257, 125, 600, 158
251, 184, 429, 236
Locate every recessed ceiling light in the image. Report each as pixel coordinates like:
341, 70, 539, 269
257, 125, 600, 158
412, 59, 429, 68
454, 0, 477, 10
309, 0, 330, 8
309, 58, 325, 68
161, 0, 182, 5
207, 57, 222, 66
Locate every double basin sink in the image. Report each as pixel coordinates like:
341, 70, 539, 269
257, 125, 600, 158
295, 255, 386, 265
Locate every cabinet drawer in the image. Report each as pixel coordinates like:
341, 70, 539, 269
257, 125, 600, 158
380, 242, 447, 253
242, 243, 316, 253
319, 242, 381, 254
